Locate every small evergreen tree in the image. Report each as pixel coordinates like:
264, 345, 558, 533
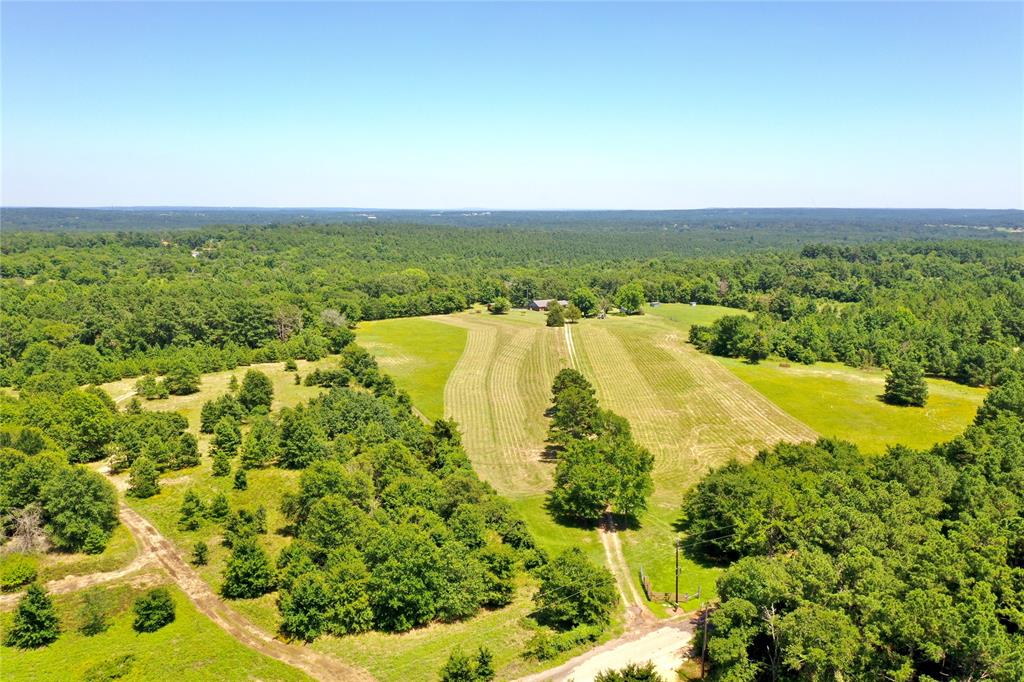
4, 583, 59, 648
212, 449, 231, 477
233, 467, 248, 491
207, 493, 230, 521
132, 588, 175, 633
284, 358, 298, 372
192, 541, 209, 566
127, 455, 160, 498
228, 375, 239, 393
78, 589, 111, 636
213, 416, 242, 456
174, 432, 200, 469
177, 489, 205, 531
240, 417, 278, 469
883, 360, 928, 406
475, 647, 495, 681
221, 538, 276, 599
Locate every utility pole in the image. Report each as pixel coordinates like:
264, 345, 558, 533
674, 539, 680, 611
700, 602, 710, 679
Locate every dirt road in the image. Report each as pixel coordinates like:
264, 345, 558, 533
117, 504, 373, 681
517, 617, 694, 682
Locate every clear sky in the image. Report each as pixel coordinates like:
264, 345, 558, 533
2, 1, 1021, 209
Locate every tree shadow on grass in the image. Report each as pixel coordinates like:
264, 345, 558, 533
540, 495, 644, 533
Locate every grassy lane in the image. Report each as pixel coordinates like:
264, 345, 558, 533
716, 357, 987, 453
356, 317, 468, 421
0, 583, 310, 682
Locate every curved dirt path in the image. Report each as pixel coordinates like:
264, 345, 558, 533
117, 504, 373, 682
0, 535, 159, 610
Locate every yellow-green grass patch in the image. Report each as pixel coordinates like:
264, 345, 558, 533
98, 357, 339, 435
356, 317, 468, 421
0, 582, 310, 681
36, 523, 139, 584
715, 357, 987, 454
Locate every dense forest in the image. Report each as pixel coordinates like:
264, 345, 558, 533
2, 219, 1022, 392
682, 380, 1024, 681
4, 207, 1021, 234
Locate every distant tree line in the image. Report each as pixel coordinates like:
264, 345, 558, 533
3, 225, 1021, 391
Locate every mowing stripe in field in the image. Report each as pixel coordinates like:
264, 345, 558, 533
435, 312, 569, 496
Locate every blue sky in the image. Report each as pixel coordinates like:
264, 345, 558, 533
2, 2, 1021, 209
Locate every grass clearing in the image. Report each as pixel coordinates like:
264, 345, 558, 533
36, 523, 139, 584
715, 357, 987, 453
98, 357, 339, 434
0, 582, 310, 681
356, 317, 467, 421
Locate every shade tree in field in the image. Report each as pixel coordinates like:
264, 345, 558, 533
238, 369, 273, 413
564, 302, 582, 324
533, 548, 618, 630
489, 297, 511, 314
615, 281, 645, 315
545, 369, 654, 521
570, 287, 599, 317
883, 359, 928, 406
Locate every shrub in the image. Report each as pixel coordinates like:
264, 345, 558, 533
191, 541, 209, 566
132, 588, 175, 633
0, 554, 38, 592
83, 654, 136, 682
78, 589, 111, 636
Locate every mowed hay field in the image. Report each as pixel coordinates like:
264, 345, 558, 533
363, 304, 990, 616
